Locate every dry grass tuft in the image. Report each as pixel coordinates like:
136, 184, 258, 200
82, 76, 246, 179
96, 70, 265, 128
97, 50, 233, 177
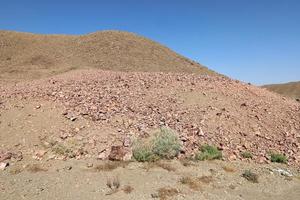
157, 187, 180, 200
242, 170, 259, 183
106, 176, 121, 195
143, 161, 176, 172
27, 164, 48, 173
122, 185, 134, 194
179, 159, 194, 167
93, 161, 129, 172
222, 166, 236, 173
198, 175, 213, 184
180, 176, 202, 191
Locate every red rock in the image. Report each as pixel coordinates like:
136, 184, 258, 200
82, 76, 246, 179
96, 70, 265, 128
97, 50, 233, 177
108, 146, 127, 161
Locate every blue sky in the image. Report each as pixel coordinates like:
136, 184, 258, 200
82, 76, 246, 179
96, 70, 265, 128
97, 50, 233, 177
1, 0, 299, 85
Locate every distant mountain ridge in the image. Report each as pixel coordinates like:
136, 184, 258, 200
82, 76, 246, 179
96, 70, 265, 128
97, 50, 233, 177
263, 81, 300, 100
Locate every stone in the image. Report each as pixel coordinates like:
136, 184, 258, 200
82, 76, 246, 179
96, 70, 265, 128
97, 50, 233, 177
108, 146, 126, 161
0, 162, 9, 170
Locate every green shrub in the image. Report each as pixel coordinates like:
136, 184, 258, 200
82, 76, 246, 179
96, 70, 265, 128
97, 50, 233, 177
195, 145, 222, 161
270, 152, 287, 163
132, 127, 181, 162
132, 143, 157, 162
241, 151, 253, 159
152, 127, 181, 159
242, 170, 258, 183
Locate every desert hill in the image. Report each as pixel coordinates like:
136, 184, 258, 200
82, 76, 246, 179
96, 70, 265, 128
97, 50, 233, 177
263, 81, 300, 100
0, 30, 216, 82
0, 30, 300, 168
1, 70, 299, 167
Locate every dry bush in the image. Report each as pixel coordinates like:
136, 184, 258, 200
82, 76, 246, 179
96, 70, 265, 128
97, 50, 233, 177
93, 161, 129, 172
157, 187, 180, 200
198, 175, 213, 184
179, 159, 195, 167
122, 185, 134, 194
180, 176, 202, 191
222, 166, 236, 173
143, 161, 176, 172
242, 170, 259, 183
106, 176, 121, 195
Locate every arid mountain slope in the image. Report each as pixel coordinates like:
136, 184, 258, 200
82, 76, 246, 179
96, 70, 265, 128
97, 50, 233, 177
263, 81, 300, 100
1, 70, 299, 166
0, 30, 216, 82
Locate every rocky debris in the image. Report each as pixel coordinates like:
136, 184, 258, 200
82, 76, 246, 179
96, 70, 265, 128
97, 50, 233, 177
271, 168, 293, 177
33, 150, 47, 160
108, 146, 127, 161
0, 151, 12, 162
0, 162, 9, 170
1, 70, 300, 167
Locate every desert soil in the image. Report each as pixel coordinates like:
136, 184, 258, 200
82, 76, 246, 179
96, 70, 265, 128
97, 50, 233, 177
1, 158, 300, 200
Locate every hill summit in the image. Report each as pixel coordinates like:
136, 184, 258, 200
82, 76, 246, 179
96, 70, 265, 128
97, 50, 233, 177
0, 30, 216, 81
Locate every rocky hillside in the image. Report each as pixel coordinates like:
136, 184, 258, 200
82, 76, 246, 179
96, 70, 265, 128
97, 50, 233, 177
1, 70, 299, 167
0, 30, 216, 82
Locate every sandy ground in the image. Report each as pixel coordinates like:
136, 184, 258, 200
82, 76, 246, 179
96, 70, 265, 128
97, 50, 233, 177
1, 159, 300, 200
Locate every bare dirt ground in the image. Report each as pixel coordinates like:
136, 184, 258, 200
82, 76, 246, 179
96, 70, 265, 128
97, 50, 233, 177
1, 159, 300, 200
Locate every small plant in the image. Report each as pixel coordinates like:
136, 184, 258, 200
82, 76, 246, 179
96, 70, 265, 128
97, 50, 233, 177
270, 152, 288, 163
157, 187, 180, 200
27, 164, 47, 173
144, 161, 176, 172
198, 175, 213, 184
195, 145, 222, 161
93, 161, 129, 172
180, 176, 202, 191
106, 176, 120, 195
222, 166, 236, 173
132, 143, 157, 162
241, 151, 253, 159
180, 159, 194, 167
133, 127, 181, 162
122, 185, 134, 194
152, 127, 181, 159
242, 170, 258, 183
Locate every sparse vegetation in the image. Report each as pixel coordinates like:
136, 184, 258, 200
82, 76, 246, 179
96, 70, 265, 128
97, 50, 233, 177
144, 161, 176, 172
180, 176, 202, 191
27, 164, 48, 173
133, 127, 181, 162
157, 187, 180, 200
270, 152, 288, 163
222, 166, 236, 173
180, 159, 194, 167
195, 145, 222, 161
242, 170, 258, 183
106, 176, 121, 195
152, 127, 181, 159
122, 185, 134, 194
132, 142, 157, 162
93, 161, 129, 172
198, 175, 213, 184
52, 144, 75, 158
241, 151, 253, 159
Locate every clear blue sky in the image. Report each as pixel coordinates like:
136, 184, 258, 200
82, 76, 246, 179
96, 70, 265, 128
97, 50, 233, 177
1, 0, 299, 85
